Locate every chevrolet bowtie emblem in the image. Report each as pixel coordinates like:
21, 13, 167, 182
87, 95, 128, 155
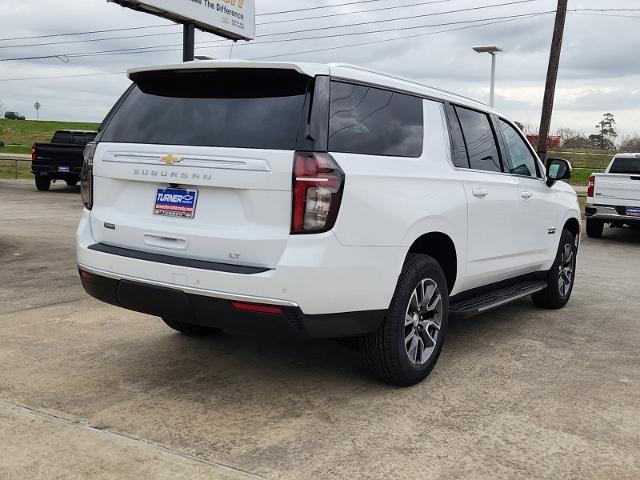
161, 154, 181, 165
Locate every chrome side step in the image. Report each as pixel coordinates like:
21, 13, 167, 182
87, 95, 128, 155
450, 280, 547, 319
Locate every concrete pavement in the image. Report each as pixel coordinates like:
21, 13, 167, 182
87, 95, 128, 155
0, 179, 638, 479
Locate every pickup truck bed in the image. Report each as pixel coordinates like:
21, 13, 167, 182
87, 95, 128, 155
585, 153, 640, 237
32, 130, 96, 191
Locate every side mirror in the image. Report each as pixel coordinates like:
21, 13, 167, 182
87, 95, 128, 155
546, 158, 572, 186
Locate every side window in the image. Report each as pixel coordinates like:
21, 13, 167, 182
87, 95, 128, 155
455, 106, 502, 173
445, 104, 469, 168
329, 81, 423, 157
498, 119, 540, 178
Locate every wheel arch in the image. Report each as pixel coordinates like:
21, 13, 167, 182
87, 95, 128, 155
406, 232, 458, 293
563, 216, 580, 239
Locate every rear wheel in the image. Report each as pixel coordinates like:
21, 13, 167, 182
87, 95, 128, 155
360, 254, 449, 386
161, 317, 221, 337
586, 218, 604, 238
65, 178, 78, 187
35, 176, 51, 191
532, 229, 577, 309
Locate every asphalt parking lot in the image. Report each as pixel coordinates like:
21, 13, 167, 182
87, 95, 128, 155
1, 178, 639, 479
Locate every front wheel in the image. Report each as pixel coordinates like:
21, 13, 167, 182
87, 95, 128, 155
35, 176, 51, 191
532, 229, 577, 309
162, 317, 221, 337
360, 254, 449, 386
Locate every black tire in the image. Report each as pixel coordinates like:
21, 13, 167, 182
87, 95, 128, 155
161, 317, 221, 337
360, 254, 449, 386
65, 179, 78, 187
532, 229, 577, 309
586, 218, 604, 238
35, 176, 51, 191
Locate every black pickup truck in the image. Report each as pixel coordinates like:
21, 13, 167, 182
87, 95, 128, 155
32, 130, 97, 191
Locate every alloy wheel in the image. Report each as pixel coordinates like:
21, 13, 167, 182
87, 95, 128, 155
558, 243, 575, 297
404, 278, 443, 366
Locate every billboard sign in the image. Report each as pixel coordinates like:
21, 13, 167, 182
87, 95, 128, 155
109, 0, 255, 40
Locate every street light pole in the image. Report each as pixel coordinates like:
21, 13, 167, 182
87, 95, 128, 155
490, 52, 497, 107
473, 46, 503, 108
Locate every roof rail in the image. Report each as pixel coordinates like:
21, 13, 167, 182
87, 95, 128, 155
328, 63, 488, 107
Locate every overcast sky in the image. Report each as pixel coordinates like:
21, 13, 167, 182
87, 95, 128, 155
1, 0, 639, 137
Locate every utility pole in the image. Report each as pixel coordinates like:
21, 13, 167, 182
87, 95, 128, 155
537, 0, 569, 163
183, 22, 195, 62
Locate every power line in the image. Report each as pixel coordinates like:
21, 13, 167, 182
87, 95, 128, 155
257, 0, 450, 16
0, 30, 182, 50
253, 12, 553, 59
0, 10, 557, 62
257, 0, 456, 25
0, 71, 126, 82
248, 0, 539, 39
237, 0, 547, 38
0, 24, 174, 42
0, 0, 451, 42
2, 0, 541, 52
569, 12, 640, 20
0, 12, 551, 80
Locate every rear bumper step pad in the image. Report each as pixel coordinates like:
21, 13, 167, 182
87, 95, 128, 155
88, 243, 270, 275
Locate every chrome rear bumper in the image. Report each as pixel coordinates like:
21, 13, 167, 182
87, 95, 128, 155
585, 204, 640, 223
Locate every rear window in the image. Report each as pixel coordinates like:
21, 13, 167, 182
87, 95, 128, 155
101, 69, 311, 150
610, 157, 640, 174
52, 131, 92, 145
329, 81, 423, 157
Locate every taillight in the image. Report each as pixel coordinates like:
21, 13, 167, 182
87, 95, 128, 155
31, 144, 36, 162
81, 142, 97, 210
291, 152, 344, 234
587, 175, 595, 198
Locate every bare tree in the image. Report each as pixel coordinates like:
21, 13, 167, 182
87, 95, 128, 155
619, 134, 640, 153
0, 100, 4, 116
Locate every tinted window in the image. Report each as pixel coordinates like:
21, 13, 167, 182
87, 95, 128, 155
52, 132, 73, 144
329, 81, 423, 157
499, 119, 539, 178
101, 69, 310, 150
455, 106, 502, 172
445, 105, 469, 168
610, 157, 640, 174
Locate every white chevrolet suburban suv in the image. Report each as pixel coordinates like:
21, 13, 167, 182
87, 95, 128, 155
77, 61, 581, 386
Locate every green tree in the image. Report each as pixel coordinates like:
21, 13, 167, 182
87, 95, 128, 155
595, 113, 617, 149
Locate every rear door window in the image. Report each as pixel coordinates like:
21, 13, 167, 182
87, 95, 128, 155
329, 81, 423, 157
455, 106, 502, 173
101, 69, 311, 150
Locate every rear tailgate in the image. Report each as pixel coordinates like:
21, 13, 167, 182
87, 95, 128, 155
91, 67, 316, 269
33, 143, 85, 175
593, 174, 640, 208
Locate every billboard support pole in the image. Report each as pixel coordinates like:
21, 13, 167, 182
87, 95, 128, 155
183, 22, 195, 62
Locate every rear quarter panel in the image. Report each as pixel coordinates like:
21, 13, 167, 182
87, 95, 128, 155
330, 100, 467, 293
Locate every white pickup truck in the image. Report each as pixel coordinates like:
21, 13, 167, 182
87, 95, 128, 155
585, 153, 640, 237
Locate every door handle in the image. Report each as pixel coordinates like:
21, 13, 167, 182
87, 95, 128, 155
520, 191, 533, 199
472, 188, 488, 198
